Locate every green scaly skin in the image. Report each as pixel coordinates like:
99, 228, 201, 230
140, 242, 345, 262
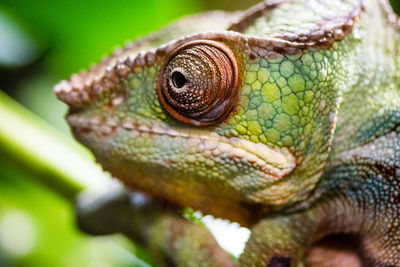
55, 0, 400, 266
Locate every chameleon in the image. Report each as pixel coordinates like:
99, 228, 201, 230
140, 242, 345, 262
54, 0, 400, 266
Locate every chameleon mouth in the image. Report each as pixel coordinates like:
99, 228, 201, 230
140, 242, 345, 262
67, 114, 296, 179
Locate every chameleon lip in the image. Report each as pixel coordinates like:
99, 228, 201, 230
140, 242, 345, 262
67, 114, 296, 178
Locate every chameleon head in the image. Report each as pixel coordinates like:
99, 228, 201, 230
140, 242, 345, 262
54, 9, 353, 224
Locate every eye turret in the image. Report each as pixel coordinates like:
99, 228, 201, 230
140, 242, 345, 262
158, 40, 240, 126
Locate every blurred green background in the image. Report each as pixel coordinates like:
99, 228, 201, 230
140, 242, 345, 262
0, 0, 399, 266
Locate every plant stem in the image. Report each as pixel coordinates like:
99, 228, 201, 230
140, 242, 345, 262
0, 90, 114, 201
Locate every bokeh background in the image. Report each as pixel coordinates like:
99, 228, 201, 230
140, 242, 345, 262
0, 0, 399, 266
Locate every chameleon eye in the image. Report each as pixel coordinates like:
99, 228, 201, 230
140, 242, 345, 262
158, 40, 240, 126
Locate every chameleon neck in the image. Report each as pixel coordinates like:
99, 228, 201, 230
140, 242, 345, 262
332, 0, 400, 155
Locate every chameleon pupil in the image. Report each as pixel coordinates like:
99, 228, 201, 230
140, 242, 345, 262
171, 71, 187, 88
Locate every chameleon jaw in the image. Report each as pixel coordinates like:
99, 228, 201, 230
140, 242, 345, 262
67, 114, 296, 180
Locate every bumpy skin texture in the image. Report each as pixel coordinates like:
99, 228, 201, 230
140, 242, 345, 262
55, 0, 400, 266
